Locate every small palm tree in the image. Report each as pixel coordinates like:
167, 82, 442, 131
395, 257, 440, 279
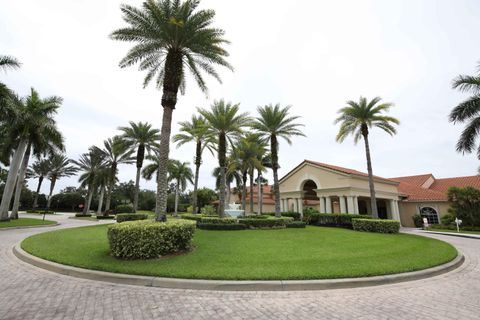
198, 100, 250, 217
46, 153, 78, 209
173, 115, 214, 214
212, 160, 241, 206
142, 151, 161, 182
335, 96, 399, 218
29, 158, 51, 209
449, 62, 480, 156
118, 121, 160, 212
252, 104, 305, 217
111, 0, 232, 221
0, 55, 21, 72
168, 160, 193, 216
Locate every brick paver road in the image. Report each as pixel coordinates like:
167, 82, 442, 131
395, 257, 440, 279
0, 213, 479, 320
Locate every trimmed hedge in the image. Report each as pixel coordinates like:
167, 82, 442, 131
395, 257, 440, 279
26, 210, 55, 214
115, 204, 134, 214
96, 215, 115, 220
200, 217, 237, 224
238, 217, 294, 229
75, 213, 92, 217
286, 221, 306, 228
307, 213, 372, 228
243, 214, 269, 219
116, 213, 148, 223
108, 220, 196, 259
179, 213, 203, 222
352, 218, 400, 234
264, 212, 301, 220
197, 223, 246, 230
429, 224, 480, 232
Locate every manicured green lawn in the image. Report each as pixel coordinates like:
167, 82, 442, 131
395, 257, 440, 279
0, 218, 56, 229
21, 225, 457, 280
427, 228, 480, 235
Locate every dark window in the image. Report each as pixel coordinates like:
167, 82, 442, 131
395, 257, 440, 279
420, 207, 439, 224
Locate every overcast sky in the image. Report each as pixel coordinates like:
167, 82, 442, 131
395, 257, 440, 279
2, 0, 480, 195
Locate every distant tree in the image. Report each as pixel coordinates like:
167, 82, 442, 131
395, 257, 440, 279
447, 186, 480, 226
168, 160, 193, 216
29, 158, 51, 209
192, 187, 218, 210
46, 153, 78, 209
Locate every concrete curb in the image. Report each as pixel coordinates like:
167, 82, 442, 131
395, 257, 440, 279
420, 230, 480, 240
13, 243, 464, 291
0, 222, 60, 231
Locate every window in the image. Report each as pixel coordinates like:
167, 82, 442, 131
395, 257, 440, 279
419, 207, 439, 224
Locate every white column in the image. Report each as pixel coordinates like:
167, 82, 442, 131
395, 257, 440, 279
346, 196, 355, 214
294, 198, 299, 212
319, 197, 326, 213
298, 199, 303, 218
353, 196, 359, 214
393, 200, 401, 222
325, 196, 332, 213
280, 199, 284, 212
339, 196, 347, 213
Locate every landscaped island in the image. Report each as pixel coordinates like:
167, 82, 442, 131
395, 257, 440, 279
21, 224, 457, 280
0, 218, 56, 229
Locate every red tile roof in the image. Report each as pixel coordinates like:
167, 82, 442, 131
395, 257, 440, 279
389, 174, 433, 187
304, 160, 395, 183
430, 176, 480, 194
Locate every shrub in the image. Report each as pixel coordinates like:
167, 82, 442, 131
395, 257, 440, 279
238, 217, 294, 229
308, 213, 372, 228
107, 220, 196, 259
200, 217, 237, 224
429, 224, 480, 232
26, 210, 55, 214
243, 214, 269, 219
115, 204, 134, 214
197, 223, 246, 230
116, 213, 148, 223
263, 212, 301, 220
96, 215, 115, 220
75, 213, 92, 217
412, 214, 424, 228
303, 207, 319, 219
352, 218, 400, 234
179, 213, 203, 222
200, 205, 217, 216
441, 214, 456, 226
286, 221, 306, 228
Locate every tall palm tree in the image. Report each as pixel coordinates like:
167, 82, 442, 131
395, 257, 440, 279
256, 153, 272, 215
29, 158, 51, 209
118, 121, 160, 212
46, 153, 78, 209
111, 0, 232, 221
95, 167, 111, 215
449, 62, 480, 156
95, 136, 135, 211
173, 115, 213, 214
0, 55, 21, 72
212, 160, 241, 206
252, 104, 305, 217
168, 160, 193, 216
73, 148, 106, 214
199, 100, 250, 217
0, 88, 64, 220
335, 96, 399, 218
142, 150, 161, 182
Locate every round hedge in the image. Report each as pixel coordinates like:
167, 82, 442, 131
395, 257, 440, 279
107, 219, 196, 259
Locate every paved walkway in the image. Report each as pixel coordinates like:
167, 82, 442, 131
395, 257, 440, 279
0, 214, 479, 320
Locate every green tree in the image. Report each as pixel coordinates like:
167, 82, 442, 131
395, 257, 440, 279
173, 115, 213, 214
168, 160, 193, 216
447, 187, 480, 226
111, 0, 232, 221
193, 187, 218, 210
449, 62, 480, 156
335, 96, 399, 218
212, 159, 241, 205
199, 100, 250, 217
29, 158, 51, 209
252, 104, 305, 217
46, 153, 78, 209
118, 121, 160, 212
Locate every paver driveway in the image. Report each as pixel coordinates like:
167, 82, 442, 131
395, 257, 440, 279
0, 214, 478, 320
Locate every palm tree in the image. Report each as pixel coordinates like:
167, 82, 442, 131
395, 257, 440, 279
0, 55, 21, 72
199, 100, 250, 217
95, 136, 135, 212
449, 62, 480, 156
335, 96, 399, 218
46, 153, 78, 209
95, 167, 111, 215
29, 158, 51, 209
256, 153, 272, 215
73, 148, 106, 214
173, 115, 213, 214
168, 160, 193, 216
252, 104, 305, 217
118, 121, 160, 212
212, 160, 241, 206
142, 150, 161, 182
0, 88, 64, 220
111, 0, 232, 221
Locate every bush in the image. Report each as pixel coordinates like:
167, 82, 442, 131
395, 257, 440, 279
115, 204, 134, 214
286, 221, 306, 228
243, 214, 269, 219
200, 217, 237, 224
75, 213, 92, 217
412, 214, 424, 228
303, 207, 319, 219
429, 224, 480, 232
352, 218, 400, 234
116, 213, 148, 223
107, 220, 196, 259
200, 205, 217, 216
441, 214, 456, 226
238, 217, 294, 229
308, 213, 372, 228
179, 213, 203, 222
263, 212, 302, 220
26, 210, 55, 214
96, 215, 115, 220
197, 223, 246, 230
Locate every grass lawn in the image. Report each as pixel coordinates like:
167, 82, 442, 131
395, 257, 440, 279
427, 228, 480, 235
0, 218, 56, 229
21, 225, 457, 280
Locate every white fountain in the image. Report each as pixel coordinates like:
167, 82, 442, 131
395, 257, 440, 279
224, 202, 244, 218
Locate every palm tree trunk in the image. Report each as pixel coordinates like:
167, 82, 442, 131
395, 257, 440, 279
83, 185, 93, 214
156, 106, 174, 221
226, 181, 231, 206
11, 145, 31, 219
257, 170, 262, 215
133, 165, 141, 212
271, 135, 281, 217
33, 176, 44, 209
0, 139, 28, 221
362, 132, 378, 218
242, 172, 247, 211
192, 142, 201, 214
249, 171, 254, 213
97, 186, 105, 215
105, 182, 112, 211
46, 178, 57, 209
174, 181, 179, 217
217, 132, 227, 218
